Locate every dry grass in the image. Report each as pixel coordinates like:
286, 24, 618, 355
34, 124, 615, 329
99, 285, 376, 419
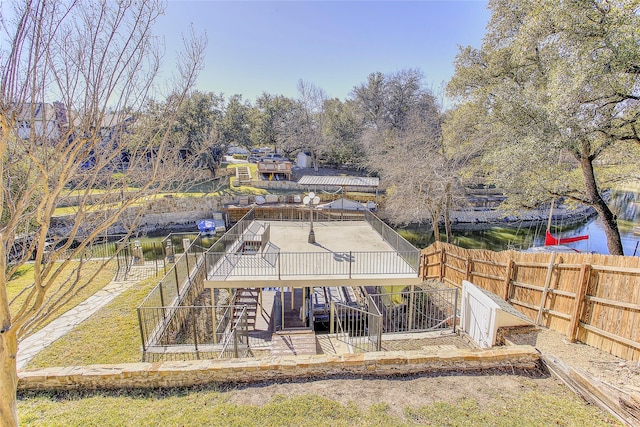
17, 379, 620, 426
26, 275, 159, 368
7, 260, 117, 336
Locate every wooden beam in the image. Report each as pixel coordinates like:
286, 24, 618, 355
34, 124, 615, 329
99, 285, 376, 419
580, 322, 640, 351
585, 295, 640, 311
568, 264, 591, 342
541, 353, 640, 425
503, 258, 513, 301
536, 253, 557, 326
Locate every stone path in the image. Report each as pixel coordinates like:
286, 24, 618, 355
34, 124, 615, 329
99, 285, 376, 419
16, 262, 157, 370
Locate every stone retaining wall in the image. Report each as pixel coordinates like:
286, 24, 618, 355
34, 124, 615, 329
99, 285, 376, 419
18, 345, 539, 391
51, 195, 236, 236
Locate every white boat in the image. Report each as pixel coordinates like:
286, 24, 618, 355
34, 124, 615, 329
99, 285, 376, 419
197, 219, 216, 236
197, 213, 226, 236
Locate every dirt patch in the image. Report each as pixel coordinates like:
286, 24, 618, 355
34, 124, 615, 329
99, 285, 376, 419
525, 328, 640, 389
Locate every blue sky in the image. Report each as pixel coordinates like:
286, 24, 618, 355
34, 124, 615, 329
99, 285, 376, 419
156, 1, 491, 103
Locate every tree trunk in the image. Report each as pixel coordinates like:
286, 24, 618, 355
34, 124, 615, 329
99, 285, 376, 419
1, 227, 19, 426
430, 209, 441, 242
444, 185, 452, 243
580, 155, 623, 255
0, 328, 18, 427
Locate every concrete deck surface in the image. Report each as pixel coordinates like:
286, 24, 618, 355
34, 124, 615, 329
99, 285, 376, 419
265, 221, 397, 253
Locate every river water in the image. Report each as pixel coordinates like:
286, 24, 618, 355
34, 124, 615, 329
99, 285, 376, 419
398, 190, 640, 256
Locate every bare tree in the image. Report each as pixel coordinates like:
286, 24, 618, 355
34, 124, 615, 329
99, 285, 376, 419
0, 1, 206, 425
295, 80, 328, 171
355, 70, 466, 240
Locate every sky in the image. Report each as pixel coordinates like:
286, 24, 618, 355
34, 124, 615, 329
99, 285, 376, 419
155, 1, 491, 103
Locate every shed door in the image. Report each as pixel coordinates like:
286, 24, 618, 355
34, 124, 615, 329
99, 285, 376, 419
464, 292, 493, 348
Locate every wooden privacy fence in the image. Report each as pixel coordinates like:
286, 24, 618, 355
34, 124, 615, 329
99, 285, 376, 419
420, 242, 640, 362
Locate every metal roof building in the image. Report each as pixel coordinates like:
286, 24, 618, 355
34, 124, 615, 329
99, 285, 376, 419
297, 175, 379, 188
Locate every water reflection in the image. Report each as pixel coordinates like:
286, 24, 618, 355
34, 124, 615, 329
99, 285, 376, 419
397, 190, 640, 256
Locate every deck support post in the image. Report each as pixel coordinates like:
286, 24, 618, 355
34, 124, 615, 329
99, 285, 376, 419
211, 288, 217, 344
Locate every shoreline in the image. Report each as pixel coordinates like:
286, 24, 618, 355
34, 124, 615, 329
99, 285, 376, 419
446, 204, 596, 231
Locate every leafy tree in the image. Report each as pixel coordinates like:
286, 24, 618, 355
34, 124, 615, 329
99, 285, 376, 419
171, 91, 224, 177
352, 69, 425, 134
219, 94, 253, 149
322, 98, 364, 168
447, 0, 640, 255
0, 1, 205, 425
251, 92, 297, 155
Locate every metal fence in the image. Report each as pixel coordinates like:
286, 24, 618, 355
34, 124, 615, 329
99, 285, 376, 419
368, 287, 459, 334
331, 301, 383, 352
137, 236, 209, 351
137, 303, 252, 360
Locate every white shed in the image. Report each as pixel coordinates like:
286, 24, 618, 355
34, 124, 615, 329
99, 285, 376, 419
460, 280, 533, 348
297, 152, 312, 168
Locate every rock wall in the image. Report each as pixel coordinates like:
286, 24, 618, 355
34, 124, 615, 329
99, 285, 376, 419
18, 346, 539, 391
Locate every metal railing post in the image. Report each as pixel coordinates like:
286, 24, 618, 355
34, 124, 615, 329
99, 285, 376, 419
349, 251, 352, 278
184, 246, 192, 289
330, 301, 335, 334
453, 288, 459, 333
137, 308, 146, 353
233, 329, 239, 358
159, 284, 166, 319
377, 314, 382, 351
193, 311, 199, 355
173, 263, 180, 297
408, 286, 415, 331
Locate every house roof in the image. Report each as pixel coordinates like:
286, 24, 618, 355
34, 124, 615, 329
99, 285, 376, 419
12, 103, 61, 122
318, 197, 366, 211
297, 175, 379, 188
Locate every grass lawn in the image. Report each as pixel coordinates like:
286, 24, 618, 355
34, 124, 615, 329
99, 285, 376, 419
8, 260, 117, 336
26, 275, 160, 368
17, 380, 619, 426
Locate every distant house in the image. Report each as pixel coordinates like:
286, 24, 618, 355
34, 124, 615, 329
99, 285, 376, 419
72, 112, 135, 170
13, 102, 68, 142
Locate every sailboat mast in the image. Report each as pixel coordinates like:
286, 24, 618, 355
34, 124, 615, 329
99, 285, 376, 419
547, 199, 555, 231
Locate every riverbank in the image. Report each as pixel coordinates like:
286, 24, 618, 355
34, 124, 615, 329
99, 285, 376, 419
446, 204, 596, 231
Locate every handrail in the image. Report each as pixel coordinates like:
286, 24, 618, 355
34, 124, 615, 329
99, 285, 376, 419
218, 305, 248, 359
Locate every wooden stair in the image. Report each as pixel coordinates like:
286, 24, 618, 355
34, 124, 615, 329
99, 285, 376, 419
233, 288, 260, 330
235, 166, 251, 184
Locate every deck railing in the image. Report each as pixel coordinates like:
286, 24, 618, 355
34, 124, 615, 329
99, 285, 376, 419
368, 287, 459, 334
206, 250, 419, 279
364, 210, 420, 271
137, 236, 209, 351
